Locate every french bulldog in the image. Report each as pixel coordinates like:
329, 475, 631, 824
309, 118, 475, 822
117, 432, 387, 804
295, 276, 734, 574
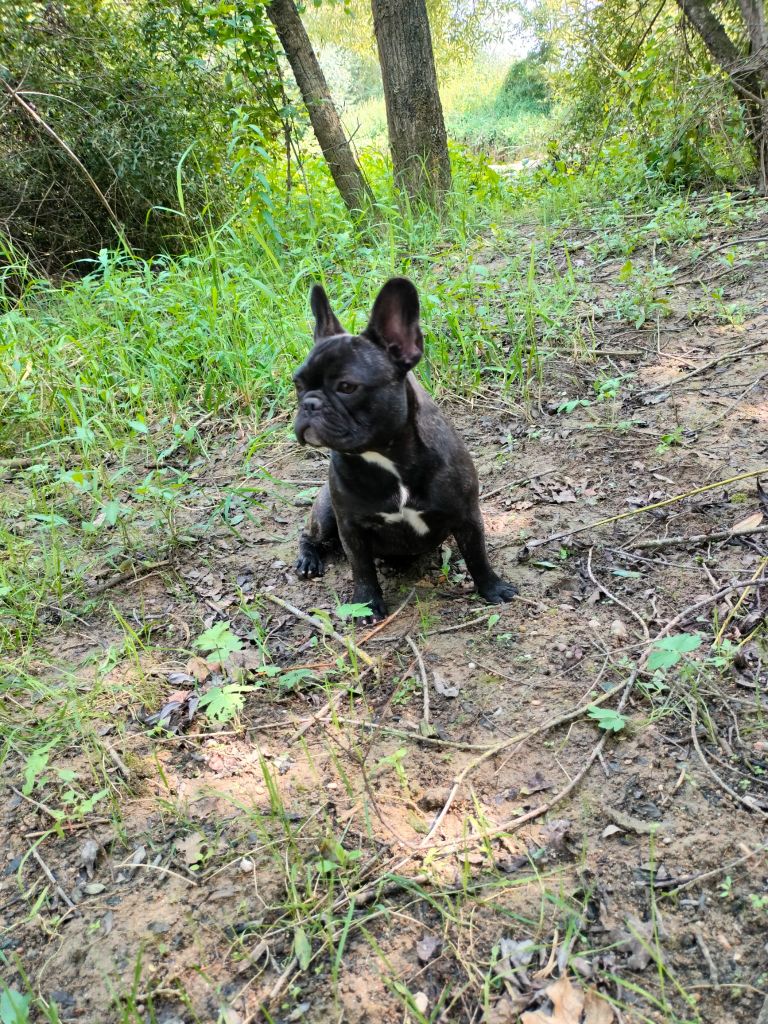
293, 277, 517, 621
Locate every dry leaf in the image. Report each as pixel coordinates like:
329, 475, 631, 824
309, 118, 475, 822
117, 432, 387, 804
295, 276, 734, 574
483, 993, 530, 1023
186, 656, 212, 682
584, 990, 615, 1024
520, 976, 585, 1024
731, 511, 763, 534
177, 832, 206, 867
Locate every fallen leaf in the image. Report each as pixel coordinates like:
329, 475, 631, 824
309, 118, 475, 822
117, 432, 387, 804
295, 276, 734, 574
186, 656, 212, 682
521, 975, 585, 1023
177, 832, 206, 867
433, 671, 459, 698
415, 933, 441, 963
483, 993, 530, 1023
731, 511, 763, 534
584, 990, 615, 1023
521, 771, 553, 796
607, 915, 658, 971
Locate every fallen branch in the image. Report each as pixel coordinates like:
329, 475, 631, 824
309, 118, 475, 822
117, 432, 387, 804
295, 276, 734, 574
587, 547, 650, 641
523, 467, 768, 552
261, 592, 376, 669
627, 523, 768, 552
636, 337, 767, 397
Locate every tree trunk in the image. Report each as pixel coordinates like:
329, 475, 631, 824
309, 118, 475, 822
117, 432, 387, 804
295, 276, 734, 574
675, 0, 768, 191
266, 0, 373, 212
371, 0, 451, 202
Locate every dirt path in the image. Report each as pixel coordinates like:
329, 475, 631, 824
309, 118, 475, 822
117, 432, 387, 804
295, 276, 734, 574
2, 212, 768, 1024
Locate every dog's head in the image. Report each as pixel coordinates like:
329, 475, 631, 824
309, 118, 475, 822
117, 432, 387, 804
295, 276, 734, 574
293, 277, 424, 452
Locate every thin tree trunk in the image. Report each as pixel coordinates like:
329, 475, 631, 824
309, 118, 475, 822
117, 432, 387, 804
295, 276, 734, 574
675, 0, 768, 191
371, 0, 451, 202
266, 0, 373, 212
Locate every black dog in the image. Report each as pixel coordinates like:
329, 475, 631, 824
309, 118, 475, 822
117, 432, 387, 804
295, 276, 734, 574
293, 277, 517, 621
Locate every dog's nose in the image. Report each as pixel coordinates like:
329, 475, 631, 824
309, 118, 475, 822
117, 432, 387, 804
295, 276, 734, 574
301, 394, 323, 413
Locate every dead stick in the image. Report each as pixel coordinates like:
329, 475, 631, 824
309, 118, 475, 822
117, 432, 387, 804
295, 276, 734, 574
482, 468, 558, 501
636, 337, 767, 397
689, 704, 767, 817
260, 592, 375, 668
663, 843, 768, 897
525, 468, 768, 551
87, 560, 170, 597
628, 523, 768, 552
30, 847, 78, 913
1, 79, 122, 231
406, 635, 430, 725
587, 547, 650, 640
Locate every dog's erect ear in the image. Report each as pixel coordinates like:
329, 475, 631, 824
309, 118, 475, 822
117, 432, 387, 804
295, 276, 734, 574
310, 285, 345, 342
365, 278, 423, 372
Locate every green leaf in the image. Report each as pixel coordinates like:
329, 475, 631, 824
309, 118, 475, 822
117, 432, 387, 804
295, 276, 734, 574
23, 748, 49, 796
612, 569, 642, 579
194, 620, 243, 661
587, 705, 627, 732
278, 669, 317, 691
0, 987, 31, 1024
102, 500, 122, 526
294, 926, 312, 970
29, 513, 68, 528
336, 602, 373, 620
198, 685, 248, 723
647, 632, 702, 671
128, 419, 149, 434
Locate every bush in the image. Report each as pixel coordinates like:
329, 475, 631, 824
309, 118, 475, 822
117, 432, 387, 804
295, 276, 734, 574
0, 0, 280, 273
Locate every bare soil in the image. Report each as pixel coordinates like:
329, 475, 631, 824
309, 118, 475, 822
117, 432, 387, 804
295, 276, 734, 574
2, 208, 768, 1024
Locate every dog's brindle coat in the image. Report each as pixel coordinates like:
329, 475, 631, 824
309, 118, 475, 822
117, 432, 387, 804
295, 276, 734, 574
293, 277, 517, 621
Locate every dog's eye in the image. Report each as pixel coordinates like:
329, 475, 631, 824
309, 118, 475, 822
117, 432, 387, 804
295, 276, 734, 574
336, 381, 358, 394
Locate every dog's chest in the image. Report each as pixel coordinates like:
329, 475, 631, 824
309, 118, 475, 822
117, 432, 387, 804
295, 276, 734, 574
358, 451, 429, 536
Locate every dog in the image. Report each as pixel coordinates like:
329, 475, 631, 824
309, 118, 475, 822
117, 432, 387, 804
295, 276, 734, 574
293, 277, 517, 621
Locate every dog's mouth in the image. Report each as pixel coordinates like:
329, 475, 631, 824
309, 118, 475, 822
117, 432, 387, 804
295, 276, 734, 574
300, 425, 324, 448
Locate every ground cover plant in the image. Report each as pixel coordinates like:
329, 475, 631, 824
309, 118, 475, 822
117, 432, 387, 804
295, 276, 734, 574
2, 2, 768, 1022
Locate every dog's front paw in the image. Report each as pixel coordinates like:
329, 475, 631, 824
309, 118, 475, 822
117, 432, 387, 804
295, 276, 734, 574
296, 547, 324, 578
351, 588, 387, 623
478, 577, 518, 604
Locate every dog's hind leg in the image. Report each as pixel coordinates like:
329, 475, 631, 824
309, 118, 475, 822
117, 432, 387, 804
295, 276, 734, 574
296, 482, 338, 577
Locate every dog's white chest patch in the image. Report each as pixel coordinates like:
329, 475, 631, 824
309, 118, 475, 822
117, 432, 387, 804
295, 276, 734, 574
360, 451, 429, 536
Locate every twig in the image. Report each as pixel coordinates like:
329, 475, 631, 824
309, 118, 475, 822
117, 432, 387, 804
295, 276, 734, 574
11, 786, 61, 822
628, 523, 768, 552
30, 847, 78, 913
100, 740, 131, 780
663, 843, 768, 897
635, 337, 767, 397
714, 555, 768, 646
0, 457, 35, 471
1, 78, 122, 232
587, 547, 650, 640
87, 560, 170, 597
284, 664, 377, 750
425, 612, 495, 636
261, 592, 376, 668
692, 925, 719, 985
406, 635, 430, 725
689, 704, 767, 816
523, 468, 768, 551
482, 468, 558, 501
